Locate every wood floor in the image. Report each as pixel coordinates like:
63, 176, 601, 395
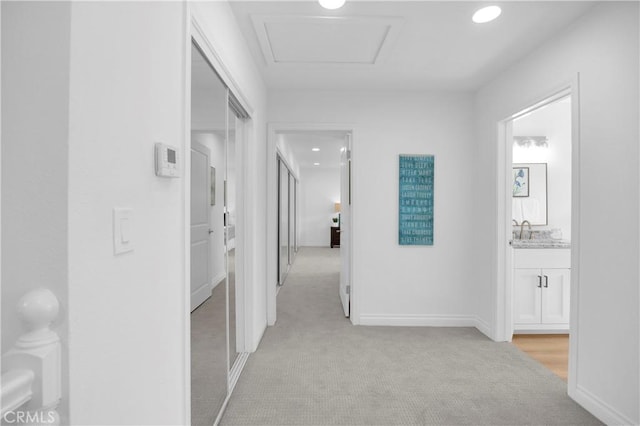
512, 334, 569, 381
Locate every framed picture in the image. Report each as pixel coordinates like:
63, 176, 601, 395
210, 166, 216, 206
513, 166, 529, 197
398, 154, 434, 246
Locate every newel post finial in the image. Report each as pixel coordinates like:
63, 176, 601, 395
2, 288, 62, 425
15, 289, 60, 348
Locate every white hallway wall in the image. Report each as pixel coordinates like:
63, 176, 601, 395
268, 92, 478, 326
474, 2, 638, 424
299, 167, 340, 247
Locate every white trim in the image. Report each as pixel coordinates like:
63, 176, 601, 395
359, 314, 483, 328
181, 3, 191, 424
212, 273, 226, 290
474, 317, 492, 338
570, 385, 637, 426
267, 123, 357, 326
567, 74, 581, 403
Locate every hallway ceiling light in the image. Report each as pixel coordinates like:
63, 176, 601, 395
472, 6, 502, 23
314, 162, 320, 166
312, 147, 320, 152
319, 0, 346, 10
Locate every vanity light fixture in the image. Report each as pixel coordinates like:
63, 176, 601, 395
514, 136, 549, 148
312, 147, 320, 152
472, 5, 502, 23
319, 0, 346, 10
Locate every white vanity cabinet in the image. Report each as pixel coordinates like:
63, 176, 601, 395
513, 249, 570, 332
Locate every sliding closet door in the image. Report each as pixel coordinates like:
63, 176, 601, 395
278, 158, 290, 285
289, 174, 296, 260
190, 41, 228, 426
226, 107, 239, 368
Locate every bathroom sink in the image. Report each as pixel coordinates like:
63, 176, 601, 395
511, 239, 570, 249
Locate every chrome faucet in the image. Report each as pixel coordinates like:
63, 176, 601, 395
512, 219, 519, 226
520, 220, 532, 239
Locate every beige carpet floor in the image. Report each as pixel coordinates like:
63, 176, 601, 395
220, 247, 600, 426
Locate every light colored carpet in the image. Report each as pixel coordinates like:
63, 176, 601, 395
192, 249, 239, 426
221, 247, 601, 426
191, 279, 228, 426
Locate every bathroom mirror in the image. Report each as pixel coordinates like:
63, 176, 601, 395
512, 163, 548, 225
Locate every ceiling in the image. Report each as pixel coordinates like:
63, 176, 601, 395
280, 132, 347, 169
229, 1, 595, 91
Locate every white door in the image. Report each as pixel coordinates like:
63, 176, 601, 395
514, 268, 542, 324
191, 142, 212, 311
541, 268, 571, 324
339, 139, 351, 317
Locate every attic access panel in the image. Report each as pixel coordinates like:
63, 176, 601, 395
252, 15, 404, 65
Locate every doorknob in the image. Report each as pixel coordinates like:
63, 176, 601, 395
208, 229, 214, 234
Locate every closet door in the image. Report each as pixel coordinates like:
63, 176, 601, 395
289, 173, 295, 261
278, 158, 290, 285
190, 41, 229, 426
226, 106, 239, 368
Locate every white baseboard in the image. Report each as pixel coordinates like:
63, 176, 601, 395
570, 384, 637, 426
474, 317, 492, 338
211, 273, 225, 289
359, 314, 479, 327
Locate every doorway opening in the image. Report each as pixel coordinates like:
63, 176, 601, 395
267, 125, 354, 326
498, 87, 577, 384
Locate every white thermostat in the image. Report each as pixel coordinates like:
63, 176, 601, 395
155, 143, 180, 178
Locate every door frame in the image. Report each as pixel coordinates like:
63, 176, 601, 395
266, 123, 358, 326
495, 75, 581, 392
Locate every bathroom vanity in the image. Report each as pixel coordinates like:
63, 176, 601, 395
512, 245, 570, 333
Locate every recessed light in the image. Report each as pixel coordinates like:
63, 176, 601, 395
314, 162, 320, 166
312, 147, 320, 152
472, 6, 502, 24
319, 0, 345, 10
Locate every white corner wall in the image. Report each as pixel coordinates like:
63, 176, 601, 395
474, 2, 639, 424
299, 167, 340, 247
268, 91, 479, 327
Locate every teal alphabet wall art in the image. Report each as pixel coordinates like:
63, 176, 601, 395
398, 154, 434, 246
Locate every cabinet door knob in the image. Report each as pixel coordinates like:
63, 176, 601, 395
544, 275, 549, 288
537, 275, 542, 288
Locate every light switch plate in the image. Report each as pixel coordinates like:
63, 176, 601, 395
113, 208, 134, 255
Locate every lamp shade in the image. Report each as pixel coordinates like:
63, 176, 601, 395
334, 202, 341, 213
